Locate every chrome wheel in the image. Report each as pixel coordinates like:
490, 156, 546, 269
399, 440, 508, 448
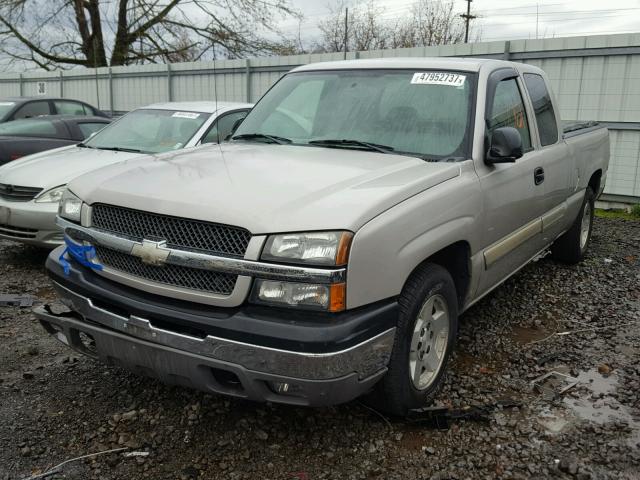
580, 201, 592, 250
409, 294, 450, 390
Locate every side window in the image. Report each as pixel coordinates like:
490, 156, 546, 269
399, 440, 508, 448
524, 74, 558, 146
0, 119, 58, 137
77, 122, 107, 139
13, 101, 51, 119
489, 78, 532, 152
55, 101, 88, 115
202, 111, 249, 144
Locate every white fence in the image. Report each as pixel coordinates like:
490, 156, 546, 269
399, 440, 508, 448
1, 33, 640, 201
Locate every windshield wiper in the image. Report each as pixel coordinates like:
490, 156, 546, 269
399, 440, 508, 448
232, 133, 292, 145
76, 143, 96, 149
92, 146, 144, 153
308, 139, 395, 155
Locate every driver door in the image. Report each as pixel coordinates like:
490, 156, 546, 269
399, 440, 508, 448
475, 72, 547, 296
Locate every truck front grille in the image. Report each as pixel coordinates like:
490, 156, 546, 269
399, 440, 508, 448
95, 246, 237, 295
0, 184, 42, 202
91, 204, 251, 257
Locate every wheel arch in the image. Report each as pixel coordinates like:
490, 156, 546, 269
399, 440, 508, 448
404, 240, 472, 310
588, 169, 602, 197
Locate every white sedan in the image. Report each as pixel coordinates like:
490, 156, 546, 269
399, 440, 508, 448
0, 101, 252, 247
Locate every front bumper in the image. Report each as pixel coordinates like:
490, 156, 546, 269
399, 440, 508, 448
38, 249, 398, 406
0, 198, 61, 247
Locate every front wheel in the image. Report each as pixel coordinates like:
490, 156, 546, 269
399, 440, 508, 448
551, 187, 595, 264
368, 263, 458, 416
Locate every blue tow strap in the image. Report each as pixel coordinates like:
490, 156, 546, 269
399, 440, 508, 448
59, 236, 103, 276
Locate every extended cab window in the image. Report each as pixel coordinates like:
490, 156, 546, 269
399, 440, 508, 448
236, 70, 475, 159
524, 74, 559, 146
489, 78, 532, 152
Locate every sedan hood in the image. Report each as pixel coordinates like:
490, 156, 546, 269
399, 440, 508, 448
70, 143, 461, 233
0, 145, 143, 192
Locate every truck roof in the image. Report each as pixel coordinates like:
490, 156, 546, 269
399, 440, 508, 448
292, 57, 536, 74
143, 101, 253, 114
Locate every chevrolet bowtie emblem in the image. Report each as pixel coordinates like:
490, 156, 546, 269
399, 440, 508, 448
130, 239, 171, 266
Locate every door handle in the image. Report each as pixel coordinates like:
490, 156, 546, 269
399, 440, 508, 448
534, 167, 545, 185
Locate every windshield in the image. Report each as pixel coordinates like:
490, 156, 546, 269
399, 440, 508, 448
84, 108, 209, 153
0, 101, 15, 118
234, 69, 476, 159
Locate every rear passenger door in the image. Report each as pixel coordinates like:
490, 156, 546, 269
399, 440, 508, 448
522, 73, 573, 242
475, 70, 547, 295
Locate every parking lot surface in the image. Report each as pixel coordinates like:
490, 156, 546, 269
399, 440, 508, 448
1, 217, 639, 480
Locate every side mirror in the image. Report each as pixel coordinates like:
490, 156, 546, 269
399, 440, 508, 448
485, 127, 523, 164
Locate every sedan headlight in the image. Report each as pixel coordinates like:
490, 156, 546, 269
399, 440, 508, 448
57, 188, 83, 222
261, 231, 353, 266
35, 185, 67, 204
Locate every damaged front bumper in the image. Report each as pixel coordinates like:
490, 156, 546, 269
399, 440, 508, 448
35, 249, 398, 406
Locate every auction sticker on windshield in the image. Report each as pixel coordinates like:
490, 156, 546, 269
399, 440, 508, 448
411, 72, 466, 87
172, 112, 200, 119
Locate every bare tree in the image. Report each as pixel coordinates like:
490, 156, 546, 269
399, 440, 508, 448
0, 0, 299, 70
316, 0, 476, 53
317, 1, 389, 53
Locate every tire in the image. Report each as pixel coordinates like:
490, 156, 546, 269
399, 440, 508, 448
551, 187, 595, 265
367, 263, 458, 416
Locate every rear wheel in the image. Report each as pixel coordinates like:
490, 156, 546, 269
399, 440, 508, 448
368, 263, 458, 416
551, 187, 595, 264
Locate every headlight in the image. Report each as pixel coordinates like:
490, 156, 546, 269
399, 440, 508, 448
251, 279, 346, 312
35, 185, 67, 204
57, 188, 83, 222
261, 231, 353, 266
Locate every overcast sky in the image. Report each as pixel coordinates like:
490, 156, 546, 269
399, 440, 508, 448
278, 0, 640, 44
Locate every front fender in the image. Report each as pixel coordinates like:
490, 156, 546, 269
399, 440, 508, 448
346, 167, 482, 309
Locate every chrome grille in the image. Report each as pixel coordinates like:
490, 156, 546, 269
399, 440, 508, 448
95, 246, 237, 295
91, 204, 251, 257
0, 184, 42, 202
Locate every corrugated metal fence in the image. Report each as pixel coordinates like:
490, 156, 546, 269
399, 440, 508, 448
1, 33, 639, 201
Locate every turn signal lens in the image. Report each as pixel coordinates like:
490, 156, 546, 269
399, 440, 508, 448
252, 280, 346, 312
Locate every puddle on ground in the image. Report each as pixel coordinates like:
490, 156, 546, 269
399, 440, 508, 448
536, 368, 640, 448
572, 368, 618, 396
510, 326, 550, 344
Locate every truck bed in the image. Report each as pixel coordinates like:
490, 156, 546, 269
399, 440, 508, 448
563, 120, 605, 139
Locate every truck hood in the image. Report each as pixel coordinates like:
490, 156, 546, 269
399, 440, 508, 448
70, 143, 461, 233
0, 145, 143, 192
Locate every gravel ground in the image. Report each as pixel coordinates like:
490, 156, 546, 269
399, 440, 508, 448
1, 216, 639, 480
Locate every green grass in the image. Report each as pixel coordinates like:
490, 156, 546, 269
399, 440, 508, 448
595, 208, 640, 221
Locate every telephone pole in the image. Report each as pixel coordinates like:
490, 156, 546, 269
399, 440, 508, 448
461, 0, 477, 44
343, 7, 349, 60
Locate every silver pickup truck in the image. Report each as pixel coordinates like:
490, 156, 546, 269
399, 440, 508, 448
36, 58, 609, 415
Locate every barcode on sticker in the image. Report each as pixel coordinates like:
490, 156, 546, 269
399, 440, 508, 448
172, 112, 200, 119
411, 72, 466, 87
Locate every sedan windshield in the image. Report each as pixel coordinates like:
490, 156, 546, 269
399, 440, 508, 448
234, 70, 475, 159
84, 108, 209, 154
